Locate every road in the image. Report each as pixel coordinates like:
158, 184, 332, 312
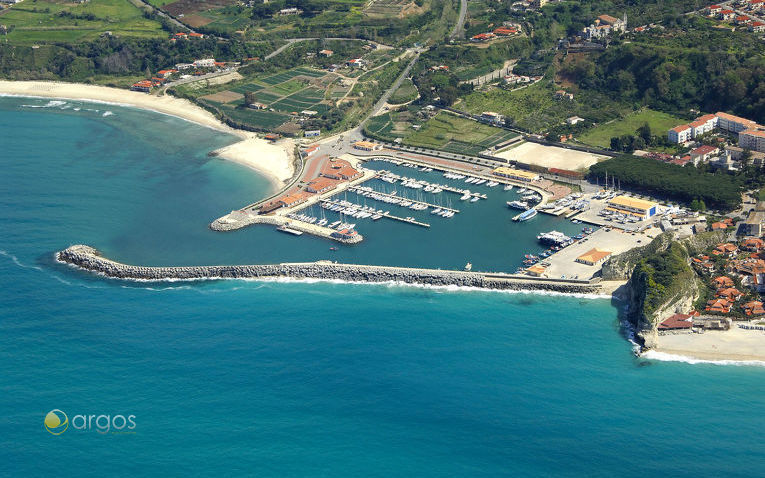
265, 37, 395, 60
360, 52, 421, 125
449, 0, 468, 40
461, 59, 517, 86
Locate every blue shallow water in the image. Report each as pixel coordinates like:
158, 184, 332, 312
1, 97, 765, 477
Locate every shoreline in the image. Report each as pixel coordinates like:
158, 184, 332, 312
0, 80, 295, 188
644, 327, 765, 364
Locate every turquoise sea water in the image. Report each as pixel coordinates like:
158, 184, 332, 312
2, 96, 765, 477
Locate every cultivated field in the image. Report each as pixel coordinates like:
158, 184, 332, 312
404, 111, 519, 155
195, 67, 334, 131
0, 0, 165, 44
578, 109, 684, 148
494, 142, 606, 171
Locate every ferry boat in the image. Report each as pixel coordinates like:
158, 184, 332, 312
507, 200, 529, 210
514, 208, 537, 222
537, 230, 573, 246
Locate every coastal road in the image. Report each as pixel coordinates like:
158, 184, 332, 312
449, 0, 468, 40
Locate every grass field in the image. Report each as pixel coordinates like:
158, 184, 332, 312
388, 78, 418, 104
578, 109, 685, 148
462, 80, 632, 134
404, 111, 519, 155
1, 0, 166, 44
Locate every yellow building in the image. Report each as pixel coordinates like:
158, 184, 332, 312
492, 167, 540, 182
607, 195, 658, 219
353, 141, 381, 151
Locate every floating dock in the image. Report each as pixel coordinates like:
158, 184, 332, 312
349, 186, 460, 213
320, 199, 431, 228
374, 171, 486, 200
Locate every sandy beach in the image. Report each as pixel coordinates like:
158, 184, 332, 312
652, 326, 765, 362
0, 81, 295, 187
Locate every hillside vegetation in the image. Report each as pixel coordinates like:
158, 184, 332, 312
588, 155, 742, 210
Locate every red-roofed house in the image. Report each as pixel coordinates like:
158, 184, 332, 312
751, 21, 765, 32
741, 238, 765, 251
713, 276, 735, 289
716, 287, 743, 301
743, 301, 765, 316
306, 177, 338, 194
707, 5, 723, 15
278, 191, 311, 208
714, 243, 738, 256
130, 80, 153, 93
735, 15, 752, 25
658, 313, 694, 331
718, 9, 736, 20
157, 69, 178, 78
690, 145, 719, 165
321, 159, 362, 181
471, 33, 495, 42
706, 298, 732, 313
494, 27, 518, 35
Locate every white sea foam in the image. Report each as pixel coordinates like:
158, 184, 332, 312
102, 111, 113, 117
0, 249, 43, 272
20, 100, 67, 109
1, 93, 229, 133
641, 349, 765, 368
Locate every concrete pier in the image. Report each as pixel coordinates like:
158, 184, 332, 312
211, 212, 363, 243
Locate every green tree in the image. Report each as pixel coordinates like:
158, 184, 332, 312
637, 122, 652, 144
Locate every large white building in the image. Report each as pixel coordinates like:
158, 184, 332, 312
740, 129, 765, 153
668, 124, 692, 144
716, 112, 759, 133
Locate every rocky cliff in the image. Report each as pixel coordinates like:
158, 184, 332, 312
610, 230, 726, 349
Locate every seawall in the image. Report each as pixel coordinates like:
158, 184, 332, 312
57, 245, 611, 294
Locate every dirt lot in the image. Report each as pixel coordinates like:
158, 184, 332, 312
182, 14, 214, 28
495, 142, 606, 172
164, 0, 236, 17
199, 90, 244, 103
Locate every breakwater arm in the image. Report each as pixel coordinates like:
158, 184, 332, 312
57, 245, 613, 294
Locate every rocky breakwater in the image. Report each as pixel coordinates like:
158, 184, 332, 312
57, 245, 601, 293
